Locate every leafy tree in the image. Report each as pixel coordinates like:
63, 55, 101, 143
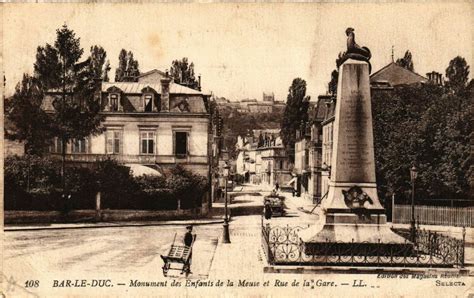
167, 165, 208, 209
33, 25, 104, 192
5, 74, 52, 155
115, 49, 140, 82
328, 53, 344, 95
89, 45, 110, 82
170, 57, 199, 90
445, 56, 470, 95
280, 78, 310, 161
372, 58, 472, 203
396, 50, 414, 71
328, 70, 338, 95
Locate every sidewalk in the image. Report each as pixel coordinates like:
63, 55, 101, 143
208, 220, 265, 280
4, 216, 224, 232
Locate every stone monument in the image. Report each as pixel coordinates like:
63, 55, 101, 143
300, 29, 408, 253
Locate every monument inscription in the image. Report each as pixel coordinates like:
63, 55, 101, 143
333, 72, 376, 184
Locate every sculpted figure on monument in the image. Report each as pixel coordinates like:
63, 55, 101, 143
338, 28, 372, 73
342, 186, 374, 209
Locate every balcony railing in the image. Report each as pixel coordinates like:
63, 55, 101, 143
50, 153, 208, 164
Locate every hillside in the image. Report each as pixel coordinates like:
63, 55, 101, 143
218, 105, 283, 158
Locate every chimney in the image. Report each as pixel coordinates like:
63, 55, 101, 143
160, 69, 172, 112
198, 74, 202, 91
426, 71, 443, 86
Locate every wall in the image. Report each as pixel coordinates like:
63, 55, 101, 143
89, 114, 209, 157
321, 120, 334, 199
5, 139, 24, 157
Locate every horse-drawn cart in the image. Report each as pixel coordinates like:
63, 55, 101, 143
263, 192, 286, 218
161, 233, 196, 277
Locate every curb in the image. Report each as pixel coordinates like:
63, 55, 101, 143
4, 219, 225, 232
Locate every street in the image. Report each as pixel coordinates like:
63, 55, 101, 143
4, 184, 472, 297
4, 185, 315, 280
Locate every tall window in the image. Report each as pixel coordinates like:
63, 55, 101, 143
72, 138, 87, 153
175, 132, 188, 157
110, 94, 119, 112
50, 137, 63, 153
144, 94, 153, 112
106, 130, 121, 154
140, 131, 155, 154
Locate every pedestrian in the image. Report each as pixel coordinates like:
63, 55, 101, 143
275, 182, 280, 192
264, 201, 272, 219
184, 225, 194, 247
182, 225, 195, 275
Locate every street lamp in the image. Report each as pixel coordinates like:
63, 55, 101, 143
222, 162, 231, 243
410, 165, 418, 242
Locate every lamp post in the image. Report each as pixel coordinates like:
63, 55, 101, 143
222, 162, 231, 243
410, 165, 418, 242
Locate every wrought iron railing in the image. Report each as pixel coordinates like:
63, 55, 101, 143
261, 224, 465, 268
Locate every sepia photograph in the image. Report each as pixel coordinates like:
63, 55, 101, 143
1, 2, 472, 297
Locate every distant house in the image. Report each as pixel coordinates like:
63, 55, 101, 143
4, 139, 25, 157
248, 101, 273, 113
235, 129, 291, 187
215, 92, 286, 114
370, 62, 428, 92
4, 118, 25, 157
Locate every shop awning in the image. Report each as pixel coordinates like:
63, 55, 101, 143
126, 164, 163, 177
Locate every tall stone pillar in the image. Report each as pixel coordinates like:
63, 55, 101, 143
300, 59, 407, 250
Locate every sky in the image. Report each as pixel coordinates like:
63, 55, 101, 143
2, 2, 472, 102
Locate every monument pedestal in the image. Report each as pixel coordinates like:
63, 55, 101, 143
300, 59, 410, 255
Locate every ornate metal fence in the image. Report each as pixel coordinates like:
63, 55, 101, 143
261, 224, 465, 268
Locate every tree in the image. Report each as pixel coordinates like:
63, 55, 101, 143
5, 74, 52, 155
445, 56, 470, 95
115, 49, 140, 82
280, 78, 310, 161
328, 53, 344, 95
372, 56, 472, 203
33, 25, 104, 193
89, 45, 110, 82
396, 50, 414, 71
328, 70, 338, 95
170, 57, 199, 90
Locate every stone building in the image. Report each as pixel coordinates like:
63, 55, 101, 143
292, 95, 329, 203
42, 70, 213, 212
235, 129, 291, 187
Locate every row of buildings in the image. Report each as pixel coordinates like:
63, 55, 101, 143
235, 129, 292, 188
215, 92, 286, 114
235, 61, 442, 204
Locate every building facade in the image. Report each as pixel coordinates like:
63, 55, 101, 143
292, 95, 331, 203
235, 129, 292, 188
43, 70, 213, 211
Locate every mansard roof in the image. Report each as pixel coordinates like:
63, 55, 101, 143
101, 82, 203, 95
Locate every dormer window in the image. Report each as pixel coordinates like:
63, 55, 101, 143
144, 94, 153, 112
105, 86, 123, 112
110, 93, 119, 111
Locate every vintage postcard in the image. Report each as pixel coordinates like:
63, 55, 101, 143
1, 2, 472, 297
